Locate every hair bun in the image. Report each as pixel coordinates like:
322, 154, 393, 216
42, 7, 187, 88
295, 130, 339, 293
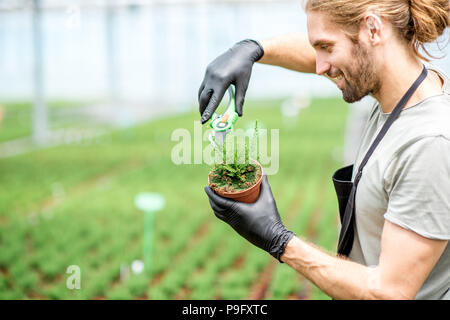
409, 0, 449, 43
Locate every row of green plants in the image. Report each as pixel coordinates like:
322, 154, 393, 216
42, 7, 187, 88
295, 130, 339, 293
184, 178, 295, 300
267, 162, 327, 299
0, 100, 99, 142
0, 97, 348, 300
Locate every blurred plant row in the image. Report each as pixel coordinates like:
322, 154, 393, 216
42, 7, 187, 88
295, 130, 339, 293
0, 97, 348, 300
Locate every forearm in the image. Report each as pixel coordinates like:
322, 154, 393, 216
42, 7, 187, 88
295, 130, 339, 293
280, 236, 399, 300
258, 33, 316, 74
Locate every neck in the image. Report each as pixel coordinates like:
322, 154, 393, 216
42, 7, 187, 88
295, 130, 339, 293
372, 54, 425, 114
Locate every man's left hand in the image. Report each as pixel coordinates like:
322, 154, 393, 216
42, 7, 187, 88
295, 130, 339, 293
204, 175, 294, 261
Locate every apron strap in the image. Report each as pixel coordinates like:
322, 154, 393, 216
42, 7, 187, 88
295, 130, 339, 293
338, 64, 428, 256
353, 65, 428, 187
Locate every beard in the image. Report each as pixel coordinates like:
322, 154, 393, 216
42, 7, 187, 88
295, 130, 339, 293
339, 42, 381, 103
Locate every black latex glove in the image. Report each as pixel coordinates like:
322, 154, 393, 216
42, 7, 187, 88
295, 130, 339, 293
204, 175, 295, 262
198, 39, 264, 124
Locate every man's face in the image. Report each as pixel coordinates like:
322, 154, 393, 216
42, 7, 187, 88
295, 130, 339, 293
307, 11, 381, 103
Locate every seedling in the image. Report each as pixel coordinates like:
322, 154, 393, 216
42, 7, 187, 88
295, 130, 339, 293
208, 120, 262, 196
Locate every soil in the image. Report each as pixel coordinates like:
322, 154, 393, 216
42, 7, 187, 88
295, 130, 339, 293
208, 163, 262, 194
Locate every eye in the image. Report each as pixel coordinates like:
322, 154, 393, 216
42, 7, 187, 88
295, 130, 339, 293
321, 45, 332, 52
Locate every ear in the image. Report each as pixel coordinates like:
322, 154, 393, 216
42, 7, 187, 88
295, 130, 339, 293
363, 13, 383, 45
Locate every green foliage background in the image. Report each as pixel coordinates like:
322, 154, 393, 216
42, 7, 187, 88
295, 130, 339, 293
0, 97, 348, 300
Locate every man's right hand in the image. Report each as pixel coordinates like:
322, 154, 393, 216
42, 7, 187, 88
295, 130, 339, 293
198, 39, 264, 124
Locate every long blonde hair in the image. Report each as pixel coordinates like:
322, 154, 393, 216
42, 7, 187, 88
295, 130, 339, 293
304, 0, 450, 61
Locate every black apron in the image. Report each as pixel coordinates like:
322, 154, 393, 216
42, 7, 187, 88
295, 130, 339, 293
332, 65, 428, 257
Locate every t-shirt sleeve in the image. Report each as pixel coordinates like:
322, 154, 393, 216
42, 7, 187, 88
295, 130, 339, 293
383, 135, 450, 240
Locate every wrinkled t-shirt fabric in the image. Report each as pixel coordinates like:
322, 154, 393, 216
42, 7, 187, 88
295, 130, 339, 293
347, 63, 450, 300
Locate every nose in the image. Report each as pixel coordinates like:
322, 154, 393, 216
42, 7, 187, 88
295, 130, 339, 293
315, 57, 331, 76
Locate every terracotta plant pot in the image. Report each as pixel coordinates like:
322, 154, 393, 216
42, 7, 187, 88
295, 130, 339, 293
208, 160, 263, 204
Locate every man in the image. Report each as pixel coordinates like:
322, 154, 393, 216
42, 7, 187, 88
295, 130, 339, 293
199, 0, 449, 299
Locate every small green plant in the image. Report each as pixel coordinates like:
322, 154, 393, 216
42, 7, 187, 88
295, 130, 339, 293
209, 120, 262, 193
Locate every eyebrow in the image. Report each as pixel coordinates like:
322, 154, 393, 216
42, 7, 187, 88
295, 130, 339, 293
311, 39, 335, 49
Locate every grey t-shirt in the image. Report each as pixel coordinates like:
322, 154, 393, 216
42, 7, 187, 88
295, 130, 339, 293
348, 63, 450, 300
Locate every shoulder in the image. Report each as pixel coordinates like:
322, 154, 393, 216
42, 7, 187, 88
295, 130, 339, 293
424, 62, 450, 94
391, 88, 450, 148
383, 135, 450, 240
404, 94, 450, 139
392, 135, 450, 161
384, 135, 450, 187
